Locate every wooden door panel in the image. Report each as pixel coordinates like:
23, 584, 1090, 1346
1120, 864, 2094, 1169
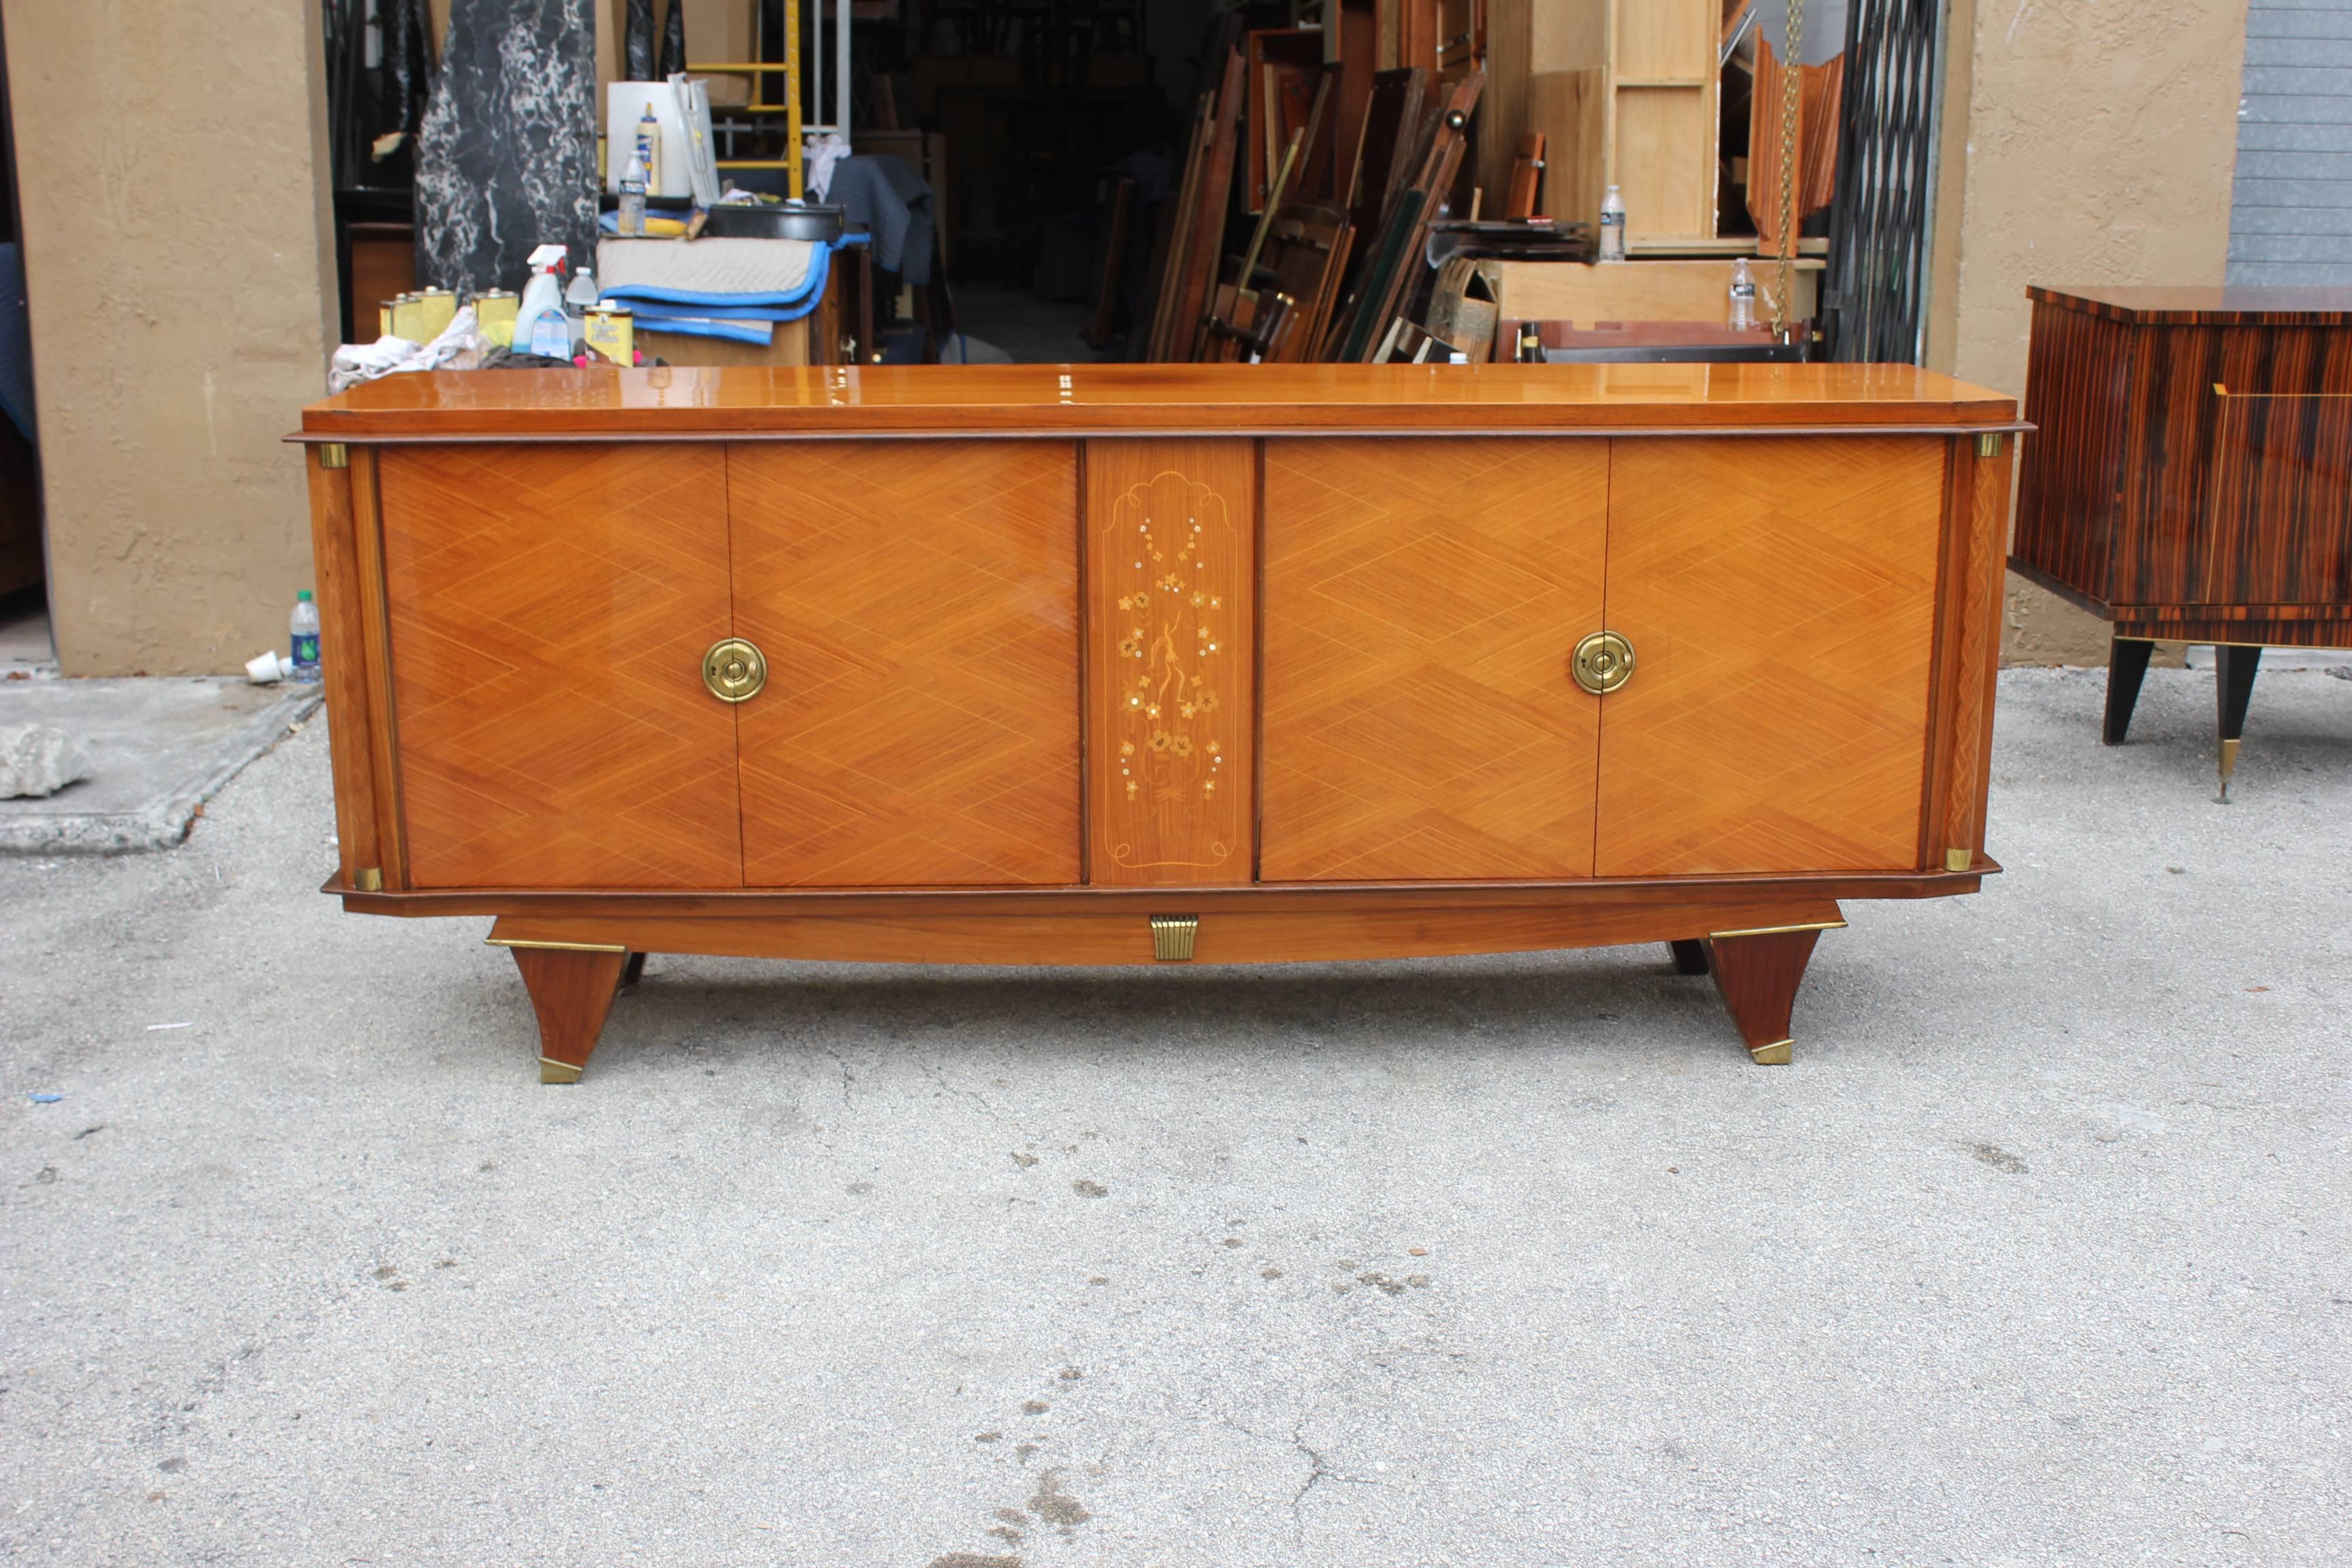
729, 441, 1080, 886
1597, 436, 1946, 877
1261, 438, 1607, 881
1085, 440, 1256, 885
377, 444, 742, 888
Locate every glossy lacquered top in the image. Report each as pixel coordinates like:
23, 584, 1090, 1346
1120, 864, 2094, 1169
2029, 284, 2352, 326
300, 362, 2018, 438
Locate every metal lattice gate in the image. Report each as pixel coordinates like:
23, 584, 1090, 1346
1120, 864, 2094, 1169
1820, 0, 1941, 363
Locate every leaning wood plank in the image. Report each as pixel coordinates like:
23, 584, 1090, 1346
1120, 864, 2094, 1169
1168, 48, 1249, 363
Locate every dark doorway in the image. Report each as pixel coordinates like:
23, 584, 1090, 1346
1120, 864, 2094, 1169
0, 3, 50, 668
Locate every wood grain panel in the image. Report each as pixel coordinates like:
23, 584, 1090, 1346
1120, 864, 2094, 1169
2013, 295, 2134, 604
2204, 355, 2352, 608
346, 449, 409, 887
2026, 284, 2352, 327
348, 868, 1982, 924
728, 440, 1081, 886
1596, 436, 1946, 876
1260, 438, 1607, 881
302, 363, 2019, 440
2112, 321, 2352, 608
2113, 614, 2352, 647
377, 444, 742, 888
304, 451, 380, 886
1942, 438, 2010, 870
483, 894, 1846, 967
1085, 440, 1256, 885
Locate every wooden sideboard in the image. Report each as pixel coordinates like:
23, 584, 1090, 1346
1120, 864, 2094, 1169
2014, 286, 2352, 797
298, 363, 2020, 1079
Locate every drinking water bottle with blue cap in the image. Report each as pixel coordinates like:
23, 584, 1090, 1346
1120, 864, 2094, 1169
290, 590, 321, 681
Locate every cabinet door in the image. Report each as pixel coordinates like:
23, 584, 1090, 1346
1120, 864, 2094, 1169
1261, 438, 1608, 881
1596, 436, 1946, 877
729, 441, 1081, 886
378, 444, 744, 888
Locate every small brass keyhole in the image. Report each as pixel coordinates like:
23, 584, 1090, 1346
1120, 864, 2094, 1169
702, 638, 768, 703
1571, 630, 1636, 696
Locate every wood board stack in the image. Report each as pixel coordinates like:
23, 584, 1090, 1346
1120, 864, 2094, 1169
1134, 24, 1498, 366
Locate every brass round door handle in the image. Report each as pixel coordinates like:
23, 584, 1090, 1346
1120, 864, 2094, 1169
1571, 630, 1636, 696
702, 638, 768, 703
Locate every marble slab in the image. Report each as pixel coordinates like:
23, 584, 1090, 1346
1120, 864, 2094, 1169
414, 0, 600, 297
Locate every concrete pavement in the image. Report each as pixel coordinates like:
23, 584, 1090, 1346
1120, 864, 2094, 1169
1, 666, 2347, 1565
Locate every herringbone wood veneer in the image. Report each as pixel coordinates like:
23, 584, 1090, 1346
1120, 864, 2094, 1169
1261, 438, 1608, 880
378, 444, 745, 888
730, 441, 1081, 885
1596, 436, 1944, 875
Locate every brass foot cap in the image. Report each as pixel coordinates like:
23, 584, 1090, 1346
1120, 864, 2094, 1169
539, 1057, 585, 1085
1747, 1039, 1793, 1066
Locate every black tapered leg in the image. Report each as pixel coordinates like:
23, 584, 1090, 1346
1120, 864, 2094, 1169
1667, 939, 1710, 976
2215, 644, 2263, 801
2103, 636, 2155, 745
621, 951, 648, 988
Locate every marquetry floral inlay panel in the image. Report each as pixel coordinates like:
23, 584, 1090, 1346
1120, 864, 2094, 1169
1100, 469, 1241, 871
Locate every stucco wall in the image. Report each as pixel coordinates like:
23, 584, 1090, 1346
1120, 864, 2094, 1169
3, 0, 338, 675
1926, 0, 2252, 664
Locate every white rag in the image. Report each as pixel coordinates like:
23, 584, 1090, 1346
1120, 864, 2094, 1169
328, 306, 490, 392
805, 133, 850, 201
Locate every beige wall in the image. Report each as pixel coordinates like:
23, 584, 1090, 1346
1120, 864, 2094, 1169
1925, 0, 2251, 664
5, 0, 338, 675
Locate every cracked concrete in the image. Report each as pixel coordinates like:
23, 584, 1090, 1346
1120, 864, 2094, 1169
1, 666, 2348, 1565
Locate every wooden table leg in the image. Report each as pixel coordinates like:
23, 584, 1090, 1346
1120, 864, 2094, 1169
507, 943, 631, 1083
2103, 636, 2155, 745
1702, 926, 1828, 1066
2215, 644, 2263, 802
1665, 939, 1710, 976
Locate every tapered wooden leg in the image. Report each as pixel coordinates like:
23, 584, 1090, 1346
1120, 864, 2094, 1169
2103, 636, 2155, 745
2215, 644, 2262, 802
1667, 939, 1710, 976
1702, 928, 1825, 1066
508, 945, 631, 1083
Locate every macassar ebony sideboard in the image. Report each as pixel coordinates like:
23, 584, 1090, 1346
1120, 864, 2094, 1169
297, 363, 2021, 1081
2015, 285, 2352, 798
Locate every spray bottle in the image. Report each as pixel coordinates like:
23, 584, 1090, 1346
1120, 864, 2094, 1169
512, 244, 570, 359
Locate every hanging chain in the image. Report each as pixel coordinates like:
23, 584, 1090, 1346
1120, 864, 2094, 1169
1773, 0, 1806, 340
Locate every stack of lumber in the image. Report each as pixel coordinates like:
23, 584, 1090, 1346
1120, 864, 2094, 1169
1135, 24, 1501, 365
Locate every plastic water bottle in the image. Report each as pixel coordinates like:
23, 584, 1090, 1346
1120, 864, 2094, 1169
1598, 184, 1627, 263
619, 148, 649, 236
1729, 258, 1757, 331
289, 590, 321, 681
